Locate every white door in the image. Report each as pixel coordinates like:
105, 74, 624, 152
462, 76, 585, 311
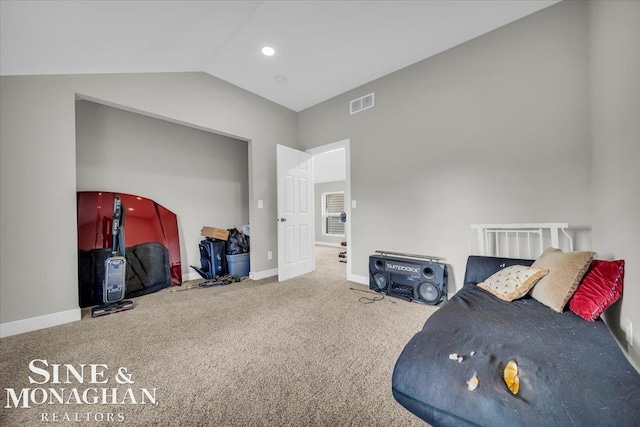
277, 144, 315, 281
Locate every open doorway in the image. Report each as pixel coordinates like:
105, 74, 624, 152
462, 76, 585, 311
307, 139, 352, 280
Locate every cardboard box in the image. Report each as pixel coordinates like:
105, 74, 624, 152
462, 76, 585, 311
201, 226, 229, 241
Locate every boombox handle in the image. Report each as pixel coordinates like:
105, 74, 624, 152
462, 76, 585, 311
375, 250, 443, 263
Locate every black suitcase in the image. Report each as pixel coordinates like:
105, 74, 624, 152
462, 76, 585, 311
191, 238, 227, 279
78, 242, 172, 307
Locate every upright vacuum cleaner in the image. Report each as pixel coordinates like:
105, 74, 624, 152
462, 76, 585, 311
91, 196, 134, 317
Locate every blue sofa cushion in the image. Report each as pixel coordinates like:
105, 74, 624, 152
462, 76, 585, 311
392, 256, 640, 426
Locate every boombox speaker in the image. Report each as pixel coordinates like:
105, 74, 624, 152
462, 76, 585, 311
369, 252, 448, 305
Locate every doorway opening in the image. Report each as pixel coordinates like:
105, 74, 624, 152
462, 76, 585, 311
307, 139, 352, 281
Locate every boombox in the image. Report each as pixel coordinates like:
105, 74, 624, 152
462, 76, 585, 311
369, 252, 448, 305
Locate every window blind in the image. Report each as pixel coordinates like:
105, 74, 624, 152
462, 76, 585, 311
325, 192, 344, 214
324, 192, 345, 236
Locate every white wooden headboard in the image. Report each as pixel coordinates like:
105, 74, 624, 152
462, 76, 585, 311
469, 223, 573, 259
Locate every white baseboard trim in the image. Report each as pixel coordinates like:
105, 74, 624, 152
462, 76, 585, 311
0, 308, 81, 338
315, 241, 343, 248
251, 268, 278, 281
347, 273, 368, 285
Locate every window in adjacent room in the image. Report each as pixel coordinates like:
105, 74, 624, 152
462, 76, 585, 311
322, 191, 345, 236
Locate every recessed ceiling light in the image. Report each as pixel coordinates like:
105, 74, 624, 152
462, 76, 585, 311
262, 46, 275, 56
275, 76, 287, 84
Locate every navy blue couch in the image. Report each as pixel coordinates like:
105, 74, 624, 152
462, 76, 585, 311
392, 256, 640, 426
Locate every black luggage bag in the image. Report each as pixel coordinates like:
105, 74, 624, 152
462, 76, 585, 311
125, 242, 172, 298
78, 242, 172, 307
191, 238, 227, 280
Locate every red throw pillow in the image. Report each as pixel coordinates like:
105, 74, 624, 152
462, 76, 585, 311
569, 259, 624, 321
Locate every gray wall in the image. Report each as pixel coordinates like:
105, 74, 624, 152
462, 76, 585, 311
2, 1, 638, 367
0, 72, 298, 324
315, 181, 346, 245
590, 0, 640, 367
76, 100, 249, 276
299, 0, 592, 291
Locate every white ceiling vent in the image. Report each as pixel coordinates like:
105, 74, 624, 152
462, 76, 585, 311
350, 93, 374, 115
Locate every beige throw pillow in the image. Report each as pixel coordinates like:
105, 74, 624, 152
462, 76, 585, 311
477, 265, 549, 302
530, 247, 596, 313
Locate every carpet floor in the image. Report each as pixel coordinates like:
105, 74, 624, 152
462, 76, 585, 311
0, 246, 437, 426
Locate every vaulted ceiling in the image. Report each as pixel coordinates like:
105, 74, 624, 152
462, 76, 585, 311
0, 1, 559, 111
